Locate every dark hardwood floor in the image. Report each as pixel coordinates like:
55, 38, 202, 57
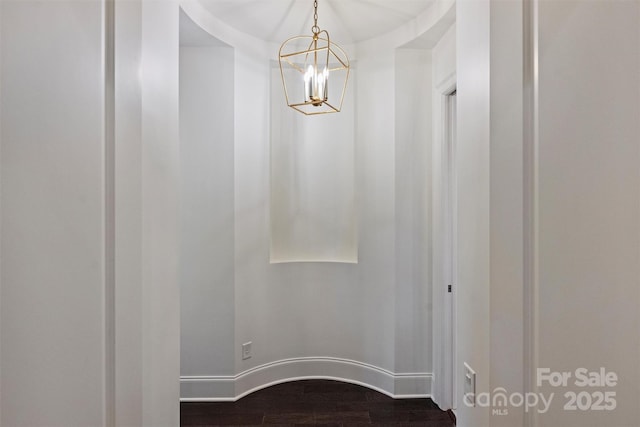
181, 379, 455, 426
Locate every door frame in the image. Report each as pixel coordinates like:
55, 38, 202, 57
432, 74, 457, 411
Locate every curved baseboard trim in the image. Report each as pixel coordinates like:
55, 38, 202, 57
181, 357, 432, 401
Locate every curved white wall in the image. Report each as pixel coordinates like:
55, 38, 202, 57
180, 42, 235, 379
179, 1, 455, 401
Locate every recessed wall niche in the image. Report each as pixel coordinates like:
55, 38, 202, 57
270, 65, 357, 263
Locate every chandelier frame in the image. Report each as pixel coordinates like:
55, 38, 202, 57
278, 1, 350, 116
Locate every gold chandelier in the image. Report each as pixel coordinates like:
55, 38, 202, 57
278, 0, 350, 115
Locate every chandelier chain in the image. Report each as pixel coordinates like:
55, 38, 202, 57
312, 0, 320, 34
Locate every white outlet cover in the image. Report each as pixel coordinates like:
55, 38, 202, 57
463, 362, 476, 407
242, 341, 252, 360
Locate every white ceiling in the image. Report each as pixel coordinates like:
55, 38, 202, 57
197, 0, 436, 44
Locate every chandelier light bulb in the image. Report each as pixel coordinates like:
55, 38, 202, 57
304, 65, 329, 106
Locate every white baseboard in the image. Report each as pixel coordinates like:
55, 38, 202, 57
181, 357, 432, 401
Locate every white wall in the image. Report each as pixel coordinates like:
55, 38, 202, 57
455, 2, 528, 426
0, 0, 182, 425
536, 2, 640, 426
488, 1, 525, 427
115, 1, 143, 425
180, 43, 235, 378
140, 1, 181, 424
455, 0, 491, 424
454, 2, 640, 427
394, 48, 433, 379
0, 2, 107, 425
0, 4, 3, 421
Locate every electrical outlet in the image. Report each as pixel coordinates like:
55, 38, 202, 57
242, 342, 252, 360
464, 362, 476, 407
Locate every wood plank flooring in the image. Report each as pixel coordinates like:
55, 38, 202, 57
181, 379, 455, 426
